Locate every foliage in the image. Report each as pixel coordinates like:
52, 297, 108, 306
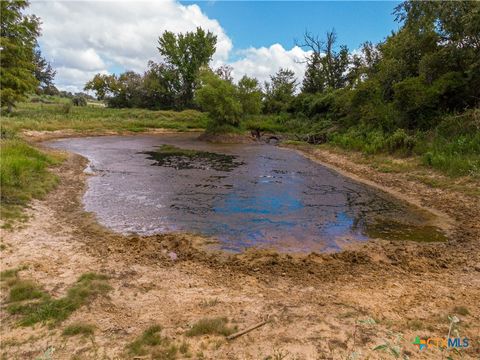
157, 27, 217, 109
0, 138, 60, 223
127, 325, 179, 359
62, 322, 95, 336
72, 96, 87, 106
33, 47, 56, 94
195, 70, 242, 127
6, 273, 111, 326
237, 75, 263, 116
263, 68, 297, 114
300, 30, 350, 93
185, 317, 236, 337
0, 0, 40, 112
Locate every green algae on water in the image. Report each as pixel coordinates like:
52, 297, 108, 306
143, 144, 244, 172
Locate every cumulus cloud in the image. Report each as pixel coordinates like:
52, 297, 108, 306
31, 0, 232, 91
228, 44, 311, 85
30, 0, 310, 91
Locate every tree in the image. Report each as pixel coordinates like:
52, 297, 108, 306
299, 30, 350, 94
263, 68, 297, 114
237, 75, 262, 116
33, 47, 56, 94
141, 61, 180, 109
215, 65, 233, 82
0, 0, 40, 113
195, 70, 242, 127
84, 74, 119, 101
157, 27, 217, 109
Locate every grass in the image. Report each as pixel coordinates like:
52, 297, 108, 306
5, 272, 111, 326
452, 306, 470, 316
185, 317, 236, 337
8, 279, 45, 302
127, 325, 181, 359
0, 137, 61, 225
0, 266, 26, 281
2, 98, 209, 133
62, 322, 95, 336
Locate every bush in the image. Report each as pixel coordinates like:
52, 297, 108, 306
386, 129, 416, 154
72, 96, 87, 106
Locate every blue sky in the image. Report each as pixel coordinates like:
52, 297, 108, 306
182, 1, 401, 53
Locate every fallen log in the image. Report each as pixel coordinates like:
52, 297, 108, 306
226, 318, 269, 340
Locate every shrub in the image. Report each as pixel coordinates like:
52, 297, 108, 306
185, 317, 236, 337
72, 96, 87, 106
386, 128, 416, 154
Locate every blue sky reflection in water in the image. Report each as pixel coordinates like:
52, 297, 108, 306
47, 134, 444, 253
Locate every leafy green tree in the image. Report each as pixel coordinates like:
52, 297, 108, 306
157, 27, 217, 109
263, 68, 297, 114
237, 75, 262, 116
141, 61, 180, 109
0, 0, 40, 113
300, 30, 350, 94
195, 70, 242, 127
33, 47, 56, 94
84, 74, 119, 101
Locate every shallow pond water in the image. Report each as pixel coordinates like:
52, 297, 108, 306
47, 134, 446, 253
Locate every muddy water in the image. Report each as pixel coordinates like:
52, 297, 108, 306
47, 134, 446, 253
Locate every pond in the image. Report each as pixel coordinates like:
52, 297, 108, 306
47, 133, 446, 253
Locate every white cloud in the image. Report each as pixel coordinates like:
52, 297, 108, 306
31, 0, 232, 91
30, 0, 310, 92
228, 44, 311, 85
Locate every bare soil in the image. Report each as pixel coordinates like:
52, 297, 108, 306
1, 136, 479, 360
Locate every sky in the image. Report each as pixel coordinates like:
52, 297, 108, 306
30, 0, 401, 92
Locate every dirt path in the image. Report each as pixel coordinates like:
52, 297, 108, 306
1, 140, 479, 359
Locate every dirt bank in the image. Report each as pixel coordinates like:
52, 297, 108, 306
1, 136, 479, 359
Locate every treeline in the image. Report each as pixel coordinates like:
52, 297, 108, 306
85, 1, 479, 128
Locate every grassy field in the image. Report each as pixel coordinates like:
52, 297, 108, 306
0, 137, 62, 226
2, 97, 209, 133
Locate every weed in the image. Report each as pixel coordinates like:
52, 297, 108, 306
127, 325, 178, 359
62, 322, 95, 336
185, 317, 236, 337
199, 298, 219, 308
0, 266, 25, 281
8, 280, 45, 302
0, 138, 61, 224
407, 319, 424, 330
6, 272, 111, 326
452, 306, 469, 316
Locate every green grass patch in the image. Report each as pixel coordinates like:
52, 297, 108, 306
0, 138, 61, 224
62, 322, 95, 337
185, 317, 236, 337
0, 266, 26, 281
6, 272, 111, 326
2, 100, 208, 133
127, 325, 180, 359
8, 280, 45, 302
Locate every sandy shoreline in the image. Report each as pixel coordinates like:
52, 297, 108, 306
1, 132, 479, 359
